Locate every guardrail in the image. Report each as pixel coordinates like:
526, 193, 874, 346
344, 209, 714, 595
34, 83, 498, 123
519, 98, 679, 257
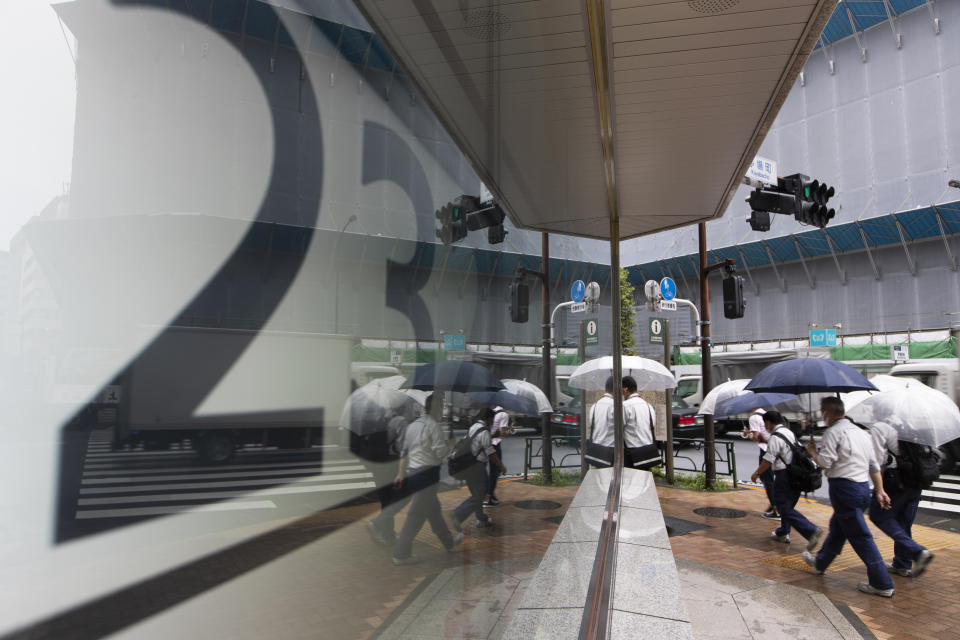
522, 435, 739, 487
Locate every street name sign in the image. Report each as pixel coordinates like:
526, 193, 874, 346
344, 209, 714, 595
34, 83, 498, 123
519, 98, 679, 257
747, 155, 777, 186
570, 302, 587, 313
809, 329, 837, 347
660, 300, 677, 311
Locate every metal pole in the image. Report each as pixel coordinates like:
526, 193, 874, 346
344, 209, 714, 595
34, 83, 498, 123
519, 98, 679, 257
579, 319, 588, 479
664, 319, 674, 484
699, 223, 716, 488
541, 232, 553, 484
611, 224, 624, 476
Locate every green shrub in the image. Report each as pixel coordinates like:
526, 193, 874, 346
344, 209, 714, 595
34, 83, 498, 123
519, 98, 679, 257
527, 469, 583, 486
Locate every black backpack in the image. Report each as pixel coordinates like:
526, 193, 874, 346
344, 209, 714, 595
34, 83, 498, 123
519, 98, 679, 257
448, 428, 483, 479
897, 441, 940, 489
772, 431, 823, 493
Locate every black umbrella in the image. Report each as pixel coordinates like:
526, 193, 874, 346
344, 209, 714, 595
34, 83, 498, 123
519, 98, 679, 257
745, 358, 878, 394
401, 361, 505, 393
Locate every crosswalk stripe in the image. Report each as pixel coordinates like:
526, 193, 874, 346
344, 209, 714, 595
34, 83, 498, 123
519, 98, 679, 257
83, 446, 335, 460
81, 465, 365, 484
78, 472, 373, 495
918, 500, 960, 514
77, 482, 376, 506
919, 489, 960, 502
76, 501, 279, 519
83, 459, 359, 477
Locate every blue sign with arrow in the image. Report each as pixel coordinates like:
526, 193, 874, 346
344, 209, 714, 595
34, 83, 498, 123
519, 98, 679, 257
659, 277, 677, 301
570, 280, 586, 303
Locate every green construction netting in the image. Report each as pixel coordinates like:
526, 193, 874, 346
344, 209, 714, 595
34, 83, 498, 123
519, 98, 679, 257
672, 338, 956, 366
352, 345, 581, 366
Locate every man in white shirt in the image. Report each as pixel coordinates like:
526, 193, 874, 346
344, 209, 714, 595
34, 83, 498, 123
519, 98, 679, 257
803, 397, 896, 597
622, 376, 657, 469
588, 377, 617, 454
743, 408, 777, 519
750, 411, 822, 549
392, 394, 462, 565
450, 408, 505, 530
485, 406, 512, 506
866, 420, 935, 578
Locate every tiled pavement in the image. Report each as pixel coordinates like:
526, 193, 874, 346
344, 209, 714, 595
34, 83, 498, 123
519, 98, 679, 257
114, 478, 960, 639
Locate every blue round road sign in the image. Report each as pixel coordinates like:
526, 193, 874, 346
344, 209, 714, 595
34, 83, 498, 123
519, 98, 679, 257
659, 277, 677, 301
570, 280, 586, 303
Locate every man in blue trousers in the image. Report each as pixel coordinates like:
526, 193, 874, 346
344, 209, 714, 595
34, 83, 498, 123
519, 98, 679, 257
803, 397, 896, 597
867, 420, 935, 578
750, 411, 823, 550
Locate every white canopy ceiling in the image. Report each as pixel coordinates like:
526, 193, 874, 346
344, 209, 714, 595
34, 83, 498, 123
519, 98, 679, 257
353, 0, 834, 240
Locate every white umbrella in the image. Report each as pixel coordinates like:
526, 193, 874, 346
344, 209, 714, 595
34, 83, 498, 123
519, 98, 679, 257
374, 375, 430, 406
841, 374, 917, 411
340, 377, 421, 436
698, 378, 750, 415
847, 386, 960, 447
568, 355, 676, 392
502, 378, 553, 413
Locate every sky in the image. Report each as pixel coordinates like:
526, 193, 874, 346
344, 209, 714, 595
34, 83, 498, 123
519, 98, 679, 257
0, 2, 76, 251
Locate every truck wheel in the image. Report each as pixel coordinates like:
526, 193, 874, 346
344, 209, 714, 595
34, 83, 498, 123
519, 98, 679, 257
200, 433, 235, 463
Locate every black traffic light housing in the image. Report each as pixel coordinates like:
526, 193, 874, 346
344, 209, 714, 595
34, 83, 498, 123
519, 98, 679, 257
509, 278, 529, 323
435, 196, 507, 245
782, 174, 836, 229
722, 266, 746, 319
747, 210, 771, 232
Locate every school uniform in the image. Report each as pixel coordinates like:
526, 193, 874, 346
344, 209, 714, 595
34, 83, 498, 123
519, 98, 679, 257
766, 425, 818, 541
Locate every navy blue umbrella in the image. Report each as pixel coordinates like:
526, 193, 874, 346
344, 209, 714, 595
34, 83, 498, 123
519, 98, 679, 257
713, 392, 798, 418
745, 358, 878, 394
466, 390, 538, 416
401, 361, 505, 393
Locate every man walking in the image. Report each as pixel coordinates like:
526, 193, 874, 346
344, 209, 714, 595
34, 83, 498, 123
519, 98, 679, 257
750, 411, 823, 549
803, 397, 896, 597
622, 376, 657, 469
586, 377, 616, 468
742, 408, 778, 519
449, 408, 505, 531
484, 406, 512, 507
392, 394, 462, 565
867, 420, 935, 578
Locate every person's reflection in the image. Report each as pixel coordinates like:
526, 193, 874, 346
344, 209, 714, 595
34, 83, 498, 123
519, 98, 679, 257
347, 385, 419, 546
391, 394, 463, 565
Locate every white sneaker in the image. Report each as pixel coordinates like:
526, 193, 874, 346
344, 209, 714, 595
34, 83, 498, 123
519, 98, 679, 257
392, 554, 421, 566
802, 551, 824, 575
885, 562, 912, 577
447, 532, 464, 551
858, 582, 894, 598
913, 550, 934, 577
770, 531, 790, 543
806, 527, 823, 552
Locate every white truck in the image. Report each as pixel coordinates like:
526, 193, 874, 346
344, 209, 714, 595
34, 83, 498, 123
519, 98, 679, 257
111, 327, 354, 462
889, 359, 960, 471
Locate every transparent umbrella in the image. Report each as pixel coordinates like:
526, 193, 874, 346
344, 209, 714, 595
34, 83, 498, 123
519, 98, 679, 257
568, 355, 676, 391
847, 386, 960, 447
841, 374, 915, 411
340, 378, 422, 439
698, 379, 750, 415
502, 378, 553, 414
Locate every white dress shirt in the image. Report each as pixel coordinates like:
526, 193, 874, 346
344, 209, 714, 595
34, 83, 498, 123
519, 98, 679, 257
817, 417, 879, 482
763, 425, 796, 471
468, 421, 495, 463
491, 410, 510, 446
589, 393, 616, 446
401, 414, 449, 473
868, 420, 899, 470
623, 393, 655, 448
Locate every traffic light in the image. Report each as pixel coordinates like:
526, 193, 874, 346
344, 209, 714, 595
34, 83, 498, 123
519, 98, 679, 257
722, 271, 746, 319
435, 200, 468, 245
747, 210, 771, 232
782, 174, 836, 228
467, 202, 507, 245
436, 196, 509, 244
509, 279, 529, 323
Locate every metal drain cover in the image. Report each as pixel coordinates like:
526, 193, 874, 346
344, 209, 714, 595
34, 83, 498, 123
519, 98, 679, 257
693, 507, 747, 519
514, 500, 562, 510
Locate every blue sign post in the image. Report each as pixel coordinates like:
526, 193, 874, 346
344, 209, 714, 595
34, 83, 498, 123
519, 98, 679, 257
809, 328, 837, 347
659, 277, 677, 301
570, 280, 586, 303
442, 334, 466, 351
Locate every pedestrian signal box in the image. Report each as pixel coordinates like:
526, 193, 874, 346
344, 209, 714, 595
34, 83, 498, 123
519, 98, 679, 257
722, 273, 746, 319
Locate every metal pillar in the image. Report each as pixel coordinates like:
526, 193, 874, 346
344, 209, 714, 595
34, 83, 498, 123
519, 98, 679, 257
698, 223, 716, 488
540, 232, 553, 484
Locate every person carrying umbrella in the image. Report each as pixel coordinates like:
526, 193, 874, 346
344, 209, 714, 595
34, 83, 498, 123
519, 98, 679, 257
802, 397, 896, 597
484, 406, 513, 507
865, 419, 935, 578
741, 408, 778, 520
391, 394, 463, 565
448, 408, 505, 532
750, 411, 823, 550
